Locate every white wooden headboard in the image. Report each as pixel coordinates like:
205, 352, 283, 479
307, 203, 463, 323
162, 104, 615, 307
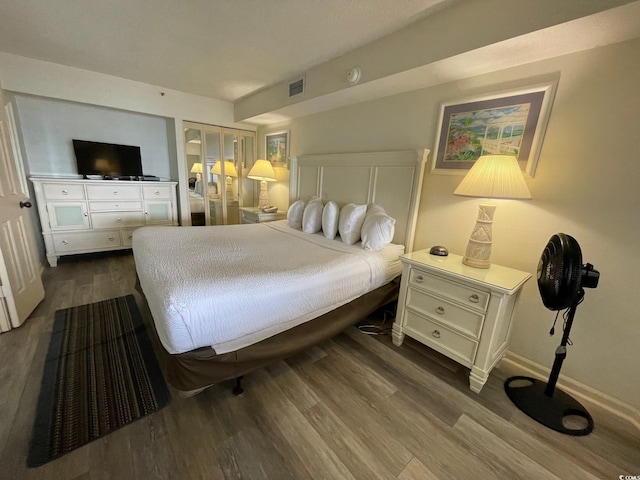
290, 149, 429, 252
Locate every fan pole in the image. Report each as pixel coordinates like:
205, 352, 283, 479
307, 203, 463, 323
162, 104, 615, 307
504, 288, 593, 435
544, 289, 582, 396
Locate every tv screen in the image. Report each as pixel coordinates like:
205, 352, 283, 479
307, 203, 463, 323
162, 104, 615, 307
73, 139, 143, 178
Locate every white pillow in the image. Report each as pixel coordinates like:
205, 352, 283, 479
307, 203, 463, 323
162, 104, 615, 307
367, 204, 386, 216
322, 201, 339, 239
361, 212, 396, 251
338, 203, 367, 245
302, 199, 324, 233
287, 200, 306, 229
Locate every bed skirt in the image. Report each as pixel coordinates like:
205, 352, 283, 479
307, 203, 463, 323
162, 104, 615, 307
135, 277, 400, 392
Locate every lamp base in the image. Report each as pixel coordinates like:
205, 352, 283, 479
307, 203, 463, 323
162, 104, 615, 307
462, 202, 496, 269
257, 180, 270, 209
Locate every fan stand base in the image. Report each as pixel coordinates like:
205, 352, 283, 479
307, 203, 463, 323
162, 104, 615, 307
504, 376, 593, 436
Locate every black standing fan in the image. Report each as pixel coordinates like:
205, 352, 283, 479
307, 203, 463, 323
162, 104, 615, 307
504, 233, 599, 435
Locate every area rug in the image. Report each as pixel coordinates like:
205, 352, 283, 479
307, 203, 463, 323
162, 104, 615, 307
28, 295, 170, 467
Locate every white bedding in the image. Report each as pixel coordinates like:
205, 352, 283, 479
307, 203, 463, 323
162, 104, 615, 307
133, 220, 403, 355
188, 190, 205, 213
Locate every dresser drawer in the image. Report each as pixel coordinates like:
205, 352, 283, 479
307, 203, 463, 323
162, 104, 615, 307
404, 310, 477, 365
43, 183, 85, 200
409, 268, 489, 311
143, 185, 173, 200
90, 211, 144, 229
121, 228, 137, 247
89, 201, 142, 211
406, 287, 484, 338
52, 231, 121, 252
86, 184, 141, 200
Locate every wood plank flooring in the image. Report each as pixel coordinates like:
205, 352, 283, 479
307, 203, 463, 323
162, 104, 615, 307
0, 251, 637, 479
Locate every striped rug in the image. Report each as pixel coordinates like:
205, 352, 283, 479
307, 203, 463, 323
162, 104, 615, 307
28, 295, 170, 467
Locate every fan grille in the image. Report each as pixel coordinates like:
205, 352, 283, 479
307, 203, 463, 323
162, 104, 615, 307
537, 233, 582, 310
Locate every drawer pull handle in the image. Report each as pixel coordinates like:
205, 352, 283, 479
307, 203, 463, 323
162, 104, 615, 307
469, 294, 480, 303
62, 240, 69, 245
154, 191, 160, 195
415, 275, 424, 283
108, 237, 115, 241
436, 306, 445, 315
113, 191, 118, 195
432, 330, 441, 338
116, 218, 122, 223
61, 190, 69, 195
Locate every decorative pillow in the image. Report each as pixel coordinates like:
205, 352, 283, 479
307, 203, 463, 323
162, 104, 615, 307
302, 198, 324, 233
287, 200, 306, 229
361, 212, 396, 251
338, 203, 367, 245
322, 201, 339, 239
367, 204, 387, 216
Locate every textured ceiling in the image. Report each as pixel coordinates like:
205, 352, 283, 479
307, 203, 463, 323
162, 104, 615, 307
0, 0, 455, 102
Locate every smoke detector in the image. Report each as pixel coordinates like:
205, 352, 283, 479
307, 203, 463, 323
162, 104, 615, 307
347, 67, 361, 85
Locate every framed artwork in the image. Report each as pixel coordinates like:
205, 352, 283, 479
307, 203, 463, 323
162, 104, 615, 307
265, 131, 289, 168
431, 81, 557, 177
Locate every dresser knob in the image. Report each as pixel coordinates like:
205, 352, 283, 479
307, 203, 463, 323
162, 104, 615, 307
84, 212, 88, 217
61, 190, 68, 195
113, 191, 118, 195
469, 294, 480, 303
62, 240, 69, 245
432, 330, 441, 338
154, 191, 160, 195
108, 237, 115, 241
116, 218, 122, 223
436, 306, 445, 315
415, 275, 424, 283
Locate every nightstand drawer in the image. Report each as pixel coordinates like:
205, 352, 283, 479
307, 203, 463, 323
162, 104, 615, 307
409, 268, 489, 311
404, 310, 477, 365
406, 287, 484, 338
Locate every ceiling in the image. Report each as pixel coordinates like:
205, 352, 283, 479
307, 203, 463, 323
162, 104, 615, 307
0, 0, 456, 103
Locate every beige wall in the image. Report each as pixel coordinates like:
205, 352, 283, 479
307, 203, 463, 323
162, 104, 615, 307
259, 37, 640, 410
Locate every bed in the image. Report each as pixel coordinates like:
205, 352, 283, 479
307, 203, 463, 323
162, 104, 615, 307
133, 149, 428, 394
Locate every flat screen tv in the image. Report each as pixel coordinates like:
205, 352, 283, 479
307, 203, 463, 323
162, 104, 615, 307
73, 139, 143, 179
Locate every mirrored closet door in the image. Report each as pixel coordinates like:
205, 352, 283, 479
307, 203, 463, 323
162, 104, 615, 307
184, 122, 256, 226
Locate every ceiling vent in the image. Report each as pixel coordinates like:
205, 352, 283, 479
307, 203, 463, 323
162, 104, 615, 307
288, 77, 305, 97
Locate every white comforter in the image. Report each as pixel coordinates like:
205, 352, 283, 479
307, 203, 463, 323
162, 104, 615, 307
133, 221, 403, 354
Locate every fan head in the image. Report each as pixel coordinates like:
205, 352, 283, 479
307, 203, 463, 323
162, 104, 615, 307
537, 233, 599, 310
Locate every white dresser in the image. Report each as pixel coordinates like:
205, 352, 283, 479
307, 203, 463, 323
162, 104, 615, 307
392, 250, 531, 393
31, 178, 178, 267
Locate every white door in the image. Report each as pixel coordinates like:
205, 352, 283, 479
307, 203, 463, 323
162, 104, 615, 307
0, 83, 44, 332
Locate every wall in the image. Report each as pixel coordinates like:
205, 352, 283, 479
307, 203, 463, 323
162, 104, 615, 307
14, 95, 173, 179
258, 37, 640, 411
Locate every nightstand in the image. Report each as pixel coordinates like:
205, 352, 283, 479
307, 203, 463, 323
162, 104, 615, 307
392, 250, 531, 393
240, 207, 286, 224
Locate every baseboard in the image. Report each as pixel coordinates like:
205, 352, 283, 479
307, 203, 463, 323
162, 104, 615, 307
501, 352, 640, 431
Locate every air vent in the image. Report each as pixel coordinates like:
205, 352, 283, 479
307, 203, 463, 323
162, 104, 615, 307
288, 77, 304, 97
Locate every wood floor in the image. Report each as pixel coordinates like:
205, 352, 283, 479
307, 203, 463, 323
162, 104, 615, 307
0, 251, 637, 479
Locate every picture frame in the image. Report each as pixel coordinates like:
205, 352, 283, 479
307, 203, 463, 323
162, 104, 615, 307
265, 131, 289, 168
431, 81, 557, 177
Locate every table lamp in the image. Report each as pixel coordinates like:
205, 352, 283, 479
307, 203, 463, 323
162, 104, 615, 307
247, 159, 277, 208
210, 160, 238, 195
190, 162, 202, 181
453, 154, 531, 268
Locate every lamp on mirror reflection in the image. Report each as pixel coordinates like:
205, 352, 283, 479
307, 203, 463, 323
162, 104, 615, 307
190, 162, 202, 181
210, 160, 238, 196
453, 154, 531, 269
247, 159, 277, 208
